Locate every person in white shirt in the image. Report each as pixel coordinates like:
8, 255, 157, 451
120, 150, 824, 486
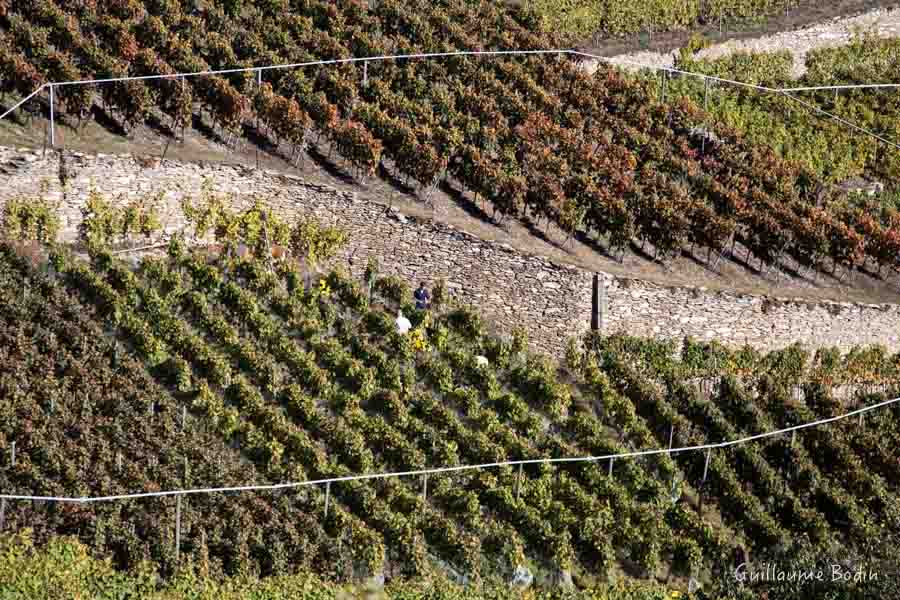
395, 309, 411, 335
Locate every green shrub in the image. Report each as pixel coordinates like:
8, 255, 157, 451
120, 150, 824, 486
2, 197, 61, 244
374, 275, 409, 304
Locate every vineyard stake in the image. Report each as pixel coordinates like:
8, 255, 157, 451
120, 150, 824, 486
49, 85, 55, 148
0, 498, 5, 531
791, 430, 796, 447
181, 406, 187, 432
363, 61, 368, 86
422, 473, 428, 501
324, 481, 331, 519
175, 494, 182, 563
702, 448, 711, 483
10, 441, 15, 467
668, 425, 675, 452
608, 457, 614, 477
116, 452, 122, 473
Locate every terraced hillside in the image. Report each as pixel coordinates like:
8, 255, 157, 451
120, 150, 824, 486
667, 33, 900, 189
4, 0, 900, 288
2, 231, 900, 596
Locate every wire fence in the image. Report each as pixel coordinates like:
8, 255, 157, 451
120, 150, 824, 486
2, 48, 900, 560
1, 48, 899, 151
1, 393, 897, 504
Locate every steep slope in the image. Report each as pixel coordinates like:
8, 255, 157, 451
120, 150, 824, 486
3, 236, 900, 593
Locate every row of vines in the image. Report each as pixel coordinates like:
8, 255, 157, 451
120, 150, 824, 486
2, 0, 900, 281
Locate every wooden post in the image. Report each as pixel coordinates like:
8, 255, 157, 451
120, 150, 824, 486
0, 498, 5, 531
363, 61, 368, 86
10, 441, 15, 467
324, 482, 331, 519
608, 457, 614, 477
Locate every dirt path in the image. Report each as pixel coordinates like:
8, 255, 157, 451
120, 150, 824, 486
583, 6, 900, 76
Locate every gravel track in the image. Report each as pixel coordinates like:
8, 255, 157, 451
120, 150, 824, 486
587, 7, 900, 78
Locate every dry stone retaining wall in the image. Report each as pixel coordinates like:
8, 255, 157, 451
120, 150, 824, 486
2, 145, 900, 356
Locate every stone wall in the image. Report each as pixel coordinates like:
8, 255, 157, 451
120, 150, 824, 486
2, 145, 900, 356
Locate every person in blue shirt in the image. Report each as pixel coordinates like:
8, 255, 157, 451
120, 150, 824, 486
414, 282, 430, 310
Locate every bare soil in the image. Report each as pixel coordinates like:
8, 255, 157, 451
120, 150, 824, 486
2, 77, 900, 306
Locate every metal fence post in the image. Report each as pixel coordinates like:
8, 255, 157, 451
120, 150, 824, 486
256, 69, 262, 170
175, 494, 182, 563
702, 78, 710, 154
180, 76, 186, 144
515, 463, 523, 500
703, 78, 710, 111
49, 85, 55, 148
591, 274, 607, 333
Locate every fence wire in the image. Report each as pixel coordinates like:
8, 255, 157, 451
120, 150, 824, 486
2, 394, 897, 504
